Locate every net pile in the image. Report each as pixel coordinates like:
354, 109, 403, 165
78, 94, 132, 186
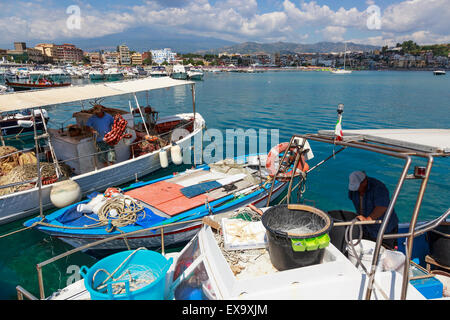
0, 162, 71, 196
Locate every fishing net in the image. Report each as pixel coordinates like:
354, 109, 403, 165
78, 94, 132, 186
208, 159, 260, 185
0, 162, 71, 195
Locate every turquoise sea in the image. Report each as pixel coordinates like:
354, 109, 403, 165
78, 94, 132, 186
0, 70, 449, 299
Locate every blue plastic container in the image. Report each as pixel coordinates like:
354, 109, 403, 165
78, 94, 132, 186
80, 250, 173, 300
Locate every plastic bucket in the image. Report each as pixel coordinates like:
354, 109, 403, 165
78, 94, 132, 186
261, 204, 333, 271
80, 250, 173, 300
327, 210, 359, 253
346, 239, 384, 273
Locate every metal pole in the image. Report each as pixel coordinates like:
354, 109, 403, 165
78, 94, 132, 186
400, 155, 434, 300
191, 83, 196, 122
133, 94, 150, 137
32, 113, 43, 218
364, 155, 412, 300
38, 107, 62, 178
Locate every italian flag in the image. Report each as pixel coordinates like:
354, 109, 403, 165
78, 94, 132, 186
335, 115, 343, 141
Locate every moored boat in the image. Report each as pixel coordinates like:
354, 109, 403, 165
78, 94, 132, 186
5, 79, 71, 91
171, 65, 188, 80
0, 77, 205, 225
24, 154, 288, 251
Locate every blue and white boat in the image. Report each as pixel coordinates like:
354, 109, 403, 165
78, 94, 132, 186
24, 154, 289, 251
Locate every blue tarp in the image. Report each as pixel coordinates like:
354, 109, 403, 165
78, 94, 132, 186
180, 181, 222, 198
55, 206, 166, 229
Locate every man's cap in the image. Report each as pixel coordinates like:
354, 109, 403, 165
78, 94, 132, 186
348, 171, 366, 191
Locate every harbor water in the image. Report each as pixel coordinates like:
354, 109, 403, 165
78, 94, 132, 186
0, 70, 449, 299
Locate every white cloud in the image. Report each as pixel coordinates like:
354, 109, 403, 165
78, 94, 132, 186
0, 0, 448, 46
322, 26, 347, 42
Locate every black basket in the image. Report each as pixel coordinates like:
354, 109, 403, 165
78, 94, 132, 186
261, 204, 333, 271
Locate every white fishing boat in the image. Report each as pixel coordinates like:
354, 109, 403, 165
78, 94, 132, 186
433, 70, 446, 76
0, 77, 205, 225
34, 127, 450, 301
171, 65, 188, 80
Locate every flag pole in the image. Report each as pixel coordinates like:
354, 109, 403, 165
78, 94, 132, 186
333, 103, 344, 157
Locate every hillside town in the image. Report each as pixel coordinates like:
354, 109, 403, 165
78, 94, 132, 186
1, 41, 449, 70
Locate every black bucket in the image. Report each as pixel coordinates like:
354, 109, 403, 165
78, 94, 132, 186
327, 210, 359, 253
427, 222, 450, 267
261, 204, 333, 271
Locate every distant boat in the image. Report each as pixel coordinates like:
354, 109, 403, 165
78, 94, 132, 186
187, 68, 204, 80
5, 79, 71, 91
171, 64, 188, 80
104, 68, 124, 81
89, 70, 106, 81
331, 43, 352, 74
150, 66, 168, 77
433, 70, 446, 76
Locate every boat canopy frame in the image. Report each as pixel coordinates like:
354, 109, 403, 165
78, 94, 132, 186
272, 129, 450, 300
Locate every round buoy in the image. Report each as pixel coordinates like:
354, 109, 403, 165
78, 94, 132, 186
50, 179, 82, 208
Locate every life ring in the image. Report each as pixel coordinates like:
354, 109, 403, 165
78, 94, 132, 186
266, 142, 309, 181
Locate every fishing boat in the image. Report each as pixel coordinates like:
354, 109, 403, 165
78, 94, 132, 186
171, 65, 188, 80
0, 77, 205, 225
34, 127, 450, 301
24, 153, 289, 251
433, 70, 446, 76
5, 78, 71, 91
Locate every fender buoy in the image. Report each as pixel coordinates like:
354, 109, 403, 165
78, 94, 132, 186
266, 142, 309, 181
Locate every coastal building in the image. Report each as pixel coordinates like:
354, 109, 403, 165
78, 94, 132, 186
103, 51, 119, 65
118, 45, 131, 65
6, 42, 45, 63
35, 43, 57, 63
131, 52, 143, 65
142, 51, 152, 64
54, 44, 83, 64
86, 52, 102, 66
150, 48, 176, 64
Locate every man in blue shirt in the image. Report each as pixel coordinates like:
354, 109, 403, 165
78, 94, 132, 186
348, 171, 399, 249
85, 105, 116, 166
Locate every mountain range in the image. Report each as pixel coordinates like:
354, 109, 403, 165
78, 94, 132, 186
13, 26, 380, 54
197, 41, 381, 55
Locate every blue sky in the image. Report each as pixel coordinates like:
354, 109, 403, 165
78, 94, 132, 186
0, 0, 449, 48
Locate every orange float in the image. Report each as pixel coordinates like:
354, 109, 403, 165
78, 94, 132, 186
266, 142, 309, 181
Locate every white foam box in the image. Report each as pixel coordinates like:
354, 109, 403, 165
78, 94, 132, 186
221, 218, 268, 251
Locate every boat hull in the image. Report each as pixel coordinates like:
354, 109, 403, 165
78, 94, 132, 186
171, 73, 188, 80
0, 114, 205, 225
34, 181, 287, 250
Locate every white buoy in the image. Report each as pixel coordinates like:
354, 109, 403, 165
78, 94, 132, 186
159, 149, 168, 168
171, 143, 183, 165
50, 179, 82, 208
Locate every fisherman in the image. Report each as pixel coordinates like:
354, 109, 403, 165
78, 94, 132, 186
348, 171, 399, 249
85, 105, 116, 167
